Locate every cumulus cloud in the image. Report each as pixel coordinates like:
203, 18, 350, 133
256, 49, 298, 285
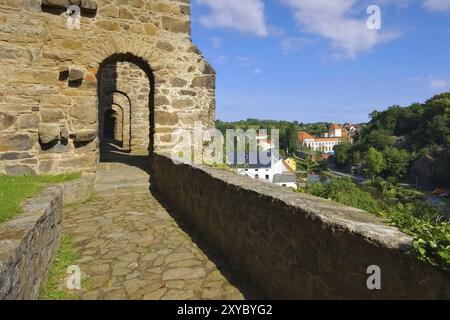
252, 68, 263, 75
281, 0, 399, 58
423, 0, 450, 11
196, 0, 268, 37
430, 79, 450, 90
280, 37, 313, 54
212, 37, 223, 48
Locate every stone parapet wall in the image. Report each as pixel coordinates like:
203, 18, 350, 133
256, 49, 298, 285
0, 186, 63, 300
151, 153, 450, 299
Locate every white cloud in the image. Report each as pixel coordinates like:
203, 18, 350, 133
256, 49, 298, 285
430, 79, 450, 90
280, 37, 313, 54
423, 0, 450, 11
236, 56, 252, 68
196, 0, 268, 37
212, 37, 223, 48
281, 0, 400, 58
213, 55, 228, 65
252, 68, 263, 75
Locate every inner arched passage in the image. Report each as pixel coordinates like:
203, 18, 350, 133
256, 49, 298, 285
97, 53, 155, 162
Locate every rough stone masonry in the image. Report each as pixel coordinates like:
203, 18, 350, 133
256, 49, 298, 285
0, 0, 215, 176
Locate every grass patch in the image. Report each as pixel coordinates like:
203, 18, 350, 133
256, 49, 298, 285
0, 173, 80, 223
39, 235, 79, 300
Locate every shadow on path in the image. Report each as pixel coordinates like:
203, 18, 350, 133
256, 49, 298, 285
98, 146, 261, 300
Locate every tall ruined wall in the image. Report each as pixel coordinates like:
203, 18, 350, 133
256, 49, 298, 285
0, 0, 215, 175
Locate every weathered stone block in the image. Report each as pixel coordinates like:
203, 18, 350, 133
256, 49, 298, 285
0, 134, 35, 152
69, 106, 97, 124
119, 8, 134, 19
0, 152, 33, 161
69, 68, 84, 82
155, 95, 170, 107
0, 112, 17, 131
162, 16, 190, 34
156, 41, 175, 52
191, 75, 215, 89
40, 108, 65, 123
0, 48, 23, 60
70, 129, 96, 143
81, 0, 98, 12
99, 5, 119, 18
5, 165, 36, 176
41, 0, 70, 9
38, 123, 61, 144
155, 110, 179, 126
170, 77, 187, 88
18, 114, 40, 129
172, 98, 192, 110
95, 20, 121, 31
143, 23, 158, 35
199, 60, 215, 75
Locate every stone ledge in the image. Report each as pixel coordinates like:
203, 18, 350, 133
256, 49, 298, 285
151, 152, 450, 299
61, 174, 94, 205
0, 186, 63, 300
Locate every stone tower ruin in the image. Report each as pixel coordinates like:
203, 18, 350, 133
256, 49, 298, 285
0, 0, 215, 175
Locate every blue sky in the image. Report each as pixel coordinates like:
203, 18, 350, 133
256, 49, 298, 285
190, 0, 450, 123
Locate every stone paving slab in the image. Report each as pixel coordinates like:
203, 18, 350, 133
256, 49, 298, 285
61, 161, 253, 300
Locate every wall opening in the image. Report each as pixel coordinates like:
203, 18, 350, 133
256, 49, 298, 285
103, 109, 117, 140
97, 53, 155, 163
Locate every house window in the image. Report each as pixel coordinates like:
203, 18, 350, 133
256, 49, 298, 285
255, 174, 259, 179
265, 175, 269, 180
282, 184, 287, 187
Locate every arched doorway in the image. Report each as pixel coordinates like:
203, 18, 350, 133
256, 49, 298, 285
103, 109, 117, 140
97, 53, 155, 162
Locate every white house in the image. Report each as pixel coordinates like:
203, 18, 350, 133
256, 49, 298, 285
228, 149, 297, 189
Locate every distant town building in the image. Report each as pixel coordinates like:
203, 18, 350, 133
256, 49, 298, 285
298, 124, 351, 154
228, 149, 297, 189
256, 132, 274, 151
342, 123, 362, 138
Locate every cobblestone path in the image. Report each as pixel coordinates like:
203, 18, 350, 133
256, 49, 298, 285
62, 155, 251, 300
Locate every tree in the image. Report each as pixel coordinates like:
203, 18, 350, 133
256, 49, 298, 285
383, 147, 410, 179
284, 124, 299, 155
364, 147, 385, 181
334, 140, 352, 167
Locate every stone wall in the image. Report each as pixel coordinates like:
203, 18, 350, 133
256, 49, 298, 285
151, 153, 450, 299
0, 186, 62, 300
0, 0, 215, 175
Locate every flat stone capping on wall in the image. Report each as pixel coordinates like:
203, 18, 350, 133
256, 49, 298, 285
151, 153, 450, 299
61, 174, 95, 205
0, 186, 62, 300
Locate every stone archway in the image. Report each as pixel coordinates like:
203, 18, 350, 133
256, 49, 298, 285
100, 91, 131, 152
97, 53, 155, 161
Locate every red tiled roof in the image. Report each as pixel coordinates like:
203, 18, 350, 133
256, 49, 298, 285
330, 124, 342, 130
298, 132, 314, 141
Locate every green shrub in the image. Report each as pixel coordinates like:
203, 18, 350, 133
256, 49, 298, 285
383, 203, 450, 268
305, 178, 382, 214
300, 177, 449, 269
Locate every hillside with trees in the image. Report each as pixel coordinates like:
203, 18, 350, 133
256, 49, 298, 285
334, 93, 450, 187
216, 119, 334, 155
